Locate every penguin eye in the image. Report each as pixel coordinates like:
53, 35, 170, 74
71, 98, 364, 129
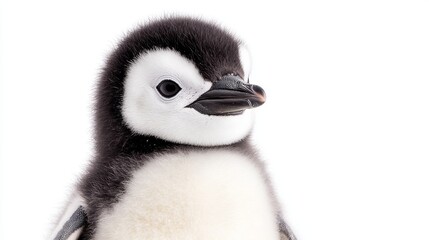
156, 80, 182, 98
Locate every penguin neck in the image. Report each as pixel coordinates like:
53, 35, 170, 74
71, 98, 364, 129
95, 122, 253, 160
95, 125, 174, 159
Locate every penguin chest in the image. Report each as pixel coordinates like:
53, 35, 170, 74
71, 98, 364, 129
94, 150, 279, 240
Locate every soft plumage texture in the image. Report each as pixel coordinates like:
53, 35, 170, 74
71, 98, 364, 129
73, 17, 294, 240
78, 142, 289, 240
93, 149, 279, 240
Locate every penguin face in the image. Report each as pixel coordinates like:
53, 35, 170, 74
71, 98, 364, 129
121, 47, 265, 146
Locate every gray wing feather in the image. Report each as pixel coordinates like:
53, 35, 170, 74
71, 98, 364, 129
53, 206, 87, 240
279, 217, 297, 240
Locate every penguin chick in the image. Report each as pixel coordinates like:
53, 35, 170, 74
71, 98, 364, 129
50, 17, 296, 240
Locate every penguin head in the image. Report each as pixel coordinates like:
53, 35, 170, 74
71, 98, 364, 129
97, 17, 266, 149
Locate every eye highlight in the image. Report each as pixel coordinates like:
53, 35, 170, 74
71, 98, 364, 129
156, 79, 182, 98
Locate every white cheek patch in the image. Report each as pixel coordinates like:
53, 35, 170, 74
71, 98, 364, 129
93, 150, 279, 240
239, 44, 252, 81
121, 49, 255, 146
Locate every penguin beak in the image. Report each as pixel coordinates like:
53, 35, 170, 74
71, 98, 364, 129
187, 75, 266, 116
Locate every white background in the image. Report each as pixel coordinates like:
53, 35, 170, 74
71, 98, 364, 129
1, 0, 428, 239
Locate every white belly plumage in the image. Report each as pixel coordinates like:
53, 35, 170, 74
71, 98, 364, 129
94, 149, 279, 240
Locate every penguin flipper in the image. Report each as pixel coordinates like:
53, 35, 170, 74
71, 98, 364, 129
50, 192, 87, 240
279, 216, 297, 240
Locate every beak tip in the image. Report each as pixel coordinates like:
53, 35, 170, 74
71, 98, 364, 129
259, 95, 267, 104
252, 84, 266, 104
